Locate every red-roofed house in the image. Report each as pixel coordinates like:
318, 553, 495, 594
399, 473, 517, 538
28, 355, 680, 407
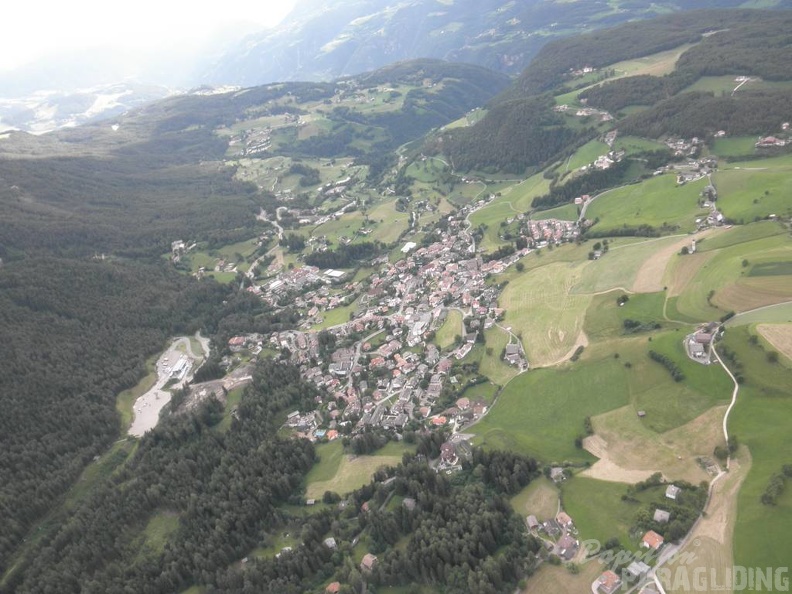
642, 530, 664, 551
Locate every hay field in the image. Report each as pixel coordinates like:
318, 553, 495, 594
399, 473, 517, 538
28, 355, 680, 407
499, 261, 592, 366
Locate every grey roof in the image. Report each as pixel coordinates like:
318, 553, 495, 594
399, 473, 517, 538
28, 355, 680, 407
654, 509, 671, 523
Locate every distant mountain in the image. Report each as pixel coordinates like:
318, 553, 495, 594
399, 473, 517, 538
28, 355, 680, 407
0, 82, 174, 134
200, 0, 757, 87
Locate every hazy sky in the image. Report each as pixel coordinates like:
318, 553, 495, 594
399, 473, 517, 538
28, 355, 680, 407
0, 0, 300, 70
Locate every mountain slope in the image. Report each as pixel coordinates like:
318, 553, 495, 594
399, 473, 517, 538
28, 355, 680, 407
202, 0, 760, 87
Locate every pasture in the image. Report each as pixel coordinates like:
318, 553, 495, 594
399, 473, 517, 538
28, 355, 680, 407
479, 327, 520, 386
564, 139, 610, 172
531, 203, 579, 221
613, 135, 666, 155
435, 309, 463, 350
720, 326, 792, 571
472, 346, 629, 463
498, 261, 592, 366
710, 135, 758, 158
304, 441, 403, 499
757, 324, 792, 362
586, 174, 709, 234
673, 232, 792, 320
509, 477, 559, 520
714, 167, 792, 222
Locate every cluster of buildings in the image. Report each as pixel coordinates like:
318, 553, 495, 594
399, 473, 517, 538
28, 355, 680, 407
527, 510, 580, 562
685, 322, 720, 364
523, 218, 580, 246
214, 206, 535, 443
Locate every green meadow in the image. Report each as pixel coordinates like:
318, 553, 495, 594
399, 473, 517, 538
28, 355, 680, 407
586, 174, 709, 234
723, 326, 792, 571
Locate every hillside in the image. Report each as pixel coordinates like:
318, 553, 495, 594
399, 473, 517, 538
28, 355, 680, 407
201, 0, 768, 87
1, 9, 791, 594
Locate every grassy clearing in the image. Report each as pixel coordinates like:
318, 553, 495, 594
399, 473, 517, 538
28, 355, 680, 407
609, 42, 696, 78
674, 232, 792, 320
499, 261, 592, 366
587, 404, 726, 484
435, 309, 463, 350
479, 327, 519, 386
312, 210, 365, 245
472, 345, 629, 463
311, 298, 360, 331
565, 139, 610, 172
586, 174, 709, 234
531, 203, 579, 221
721, 325, 792, 571
305, 453, 402, 499
367, 200, 410, 244
305, 441, 345, 486
140, 511, 179, 555
500, 262, 591, 366
629, 330, 732, 433
583, 291, 666, 340
614, 135, 666, 155
216, 387, 244, 433
727, 302, 792, 326
710, 135, 759, 158
509, 477, 559, 520
522, 560, 603, 594
572, 236, 684, 294
562, 477, 637, 547
715, 170, 792, 223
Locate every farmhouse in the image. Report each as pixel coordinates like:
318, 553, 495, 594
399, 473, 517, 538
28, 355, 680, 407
556, 511, 574, 528
360, 553, 378, 572
626, 560, 652, 581
542, 518, 562, 537
326, 583, 341, 594
654, 509, 671, 523
597, 570, 623, 594
666, 485, 681, 500
557, 534, 579, 560
641, 530, 664, 551
526, 515, 540, 530
550, 467, 566, 483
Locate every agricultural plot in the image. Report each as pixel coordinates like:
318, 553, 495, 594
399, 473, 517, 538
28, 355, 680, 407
509, 478, 559, 521
584, 404, 726, 484
564, 139, 610, 173
571, 235, 687, 295
721, 326, 792, 572
435, 309, 463, 350
583, 291, 666, 340
714, 165, 792, 222
498, 261, 592, 366
472, 347, 629, 463
673, 232, 792, 320
530, 203, 578, 221
757, 324, 792, 362
709, 136, 759, 158
614, 135, 666, 155
478, 327, 519, 387
586, 174, 709, 234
